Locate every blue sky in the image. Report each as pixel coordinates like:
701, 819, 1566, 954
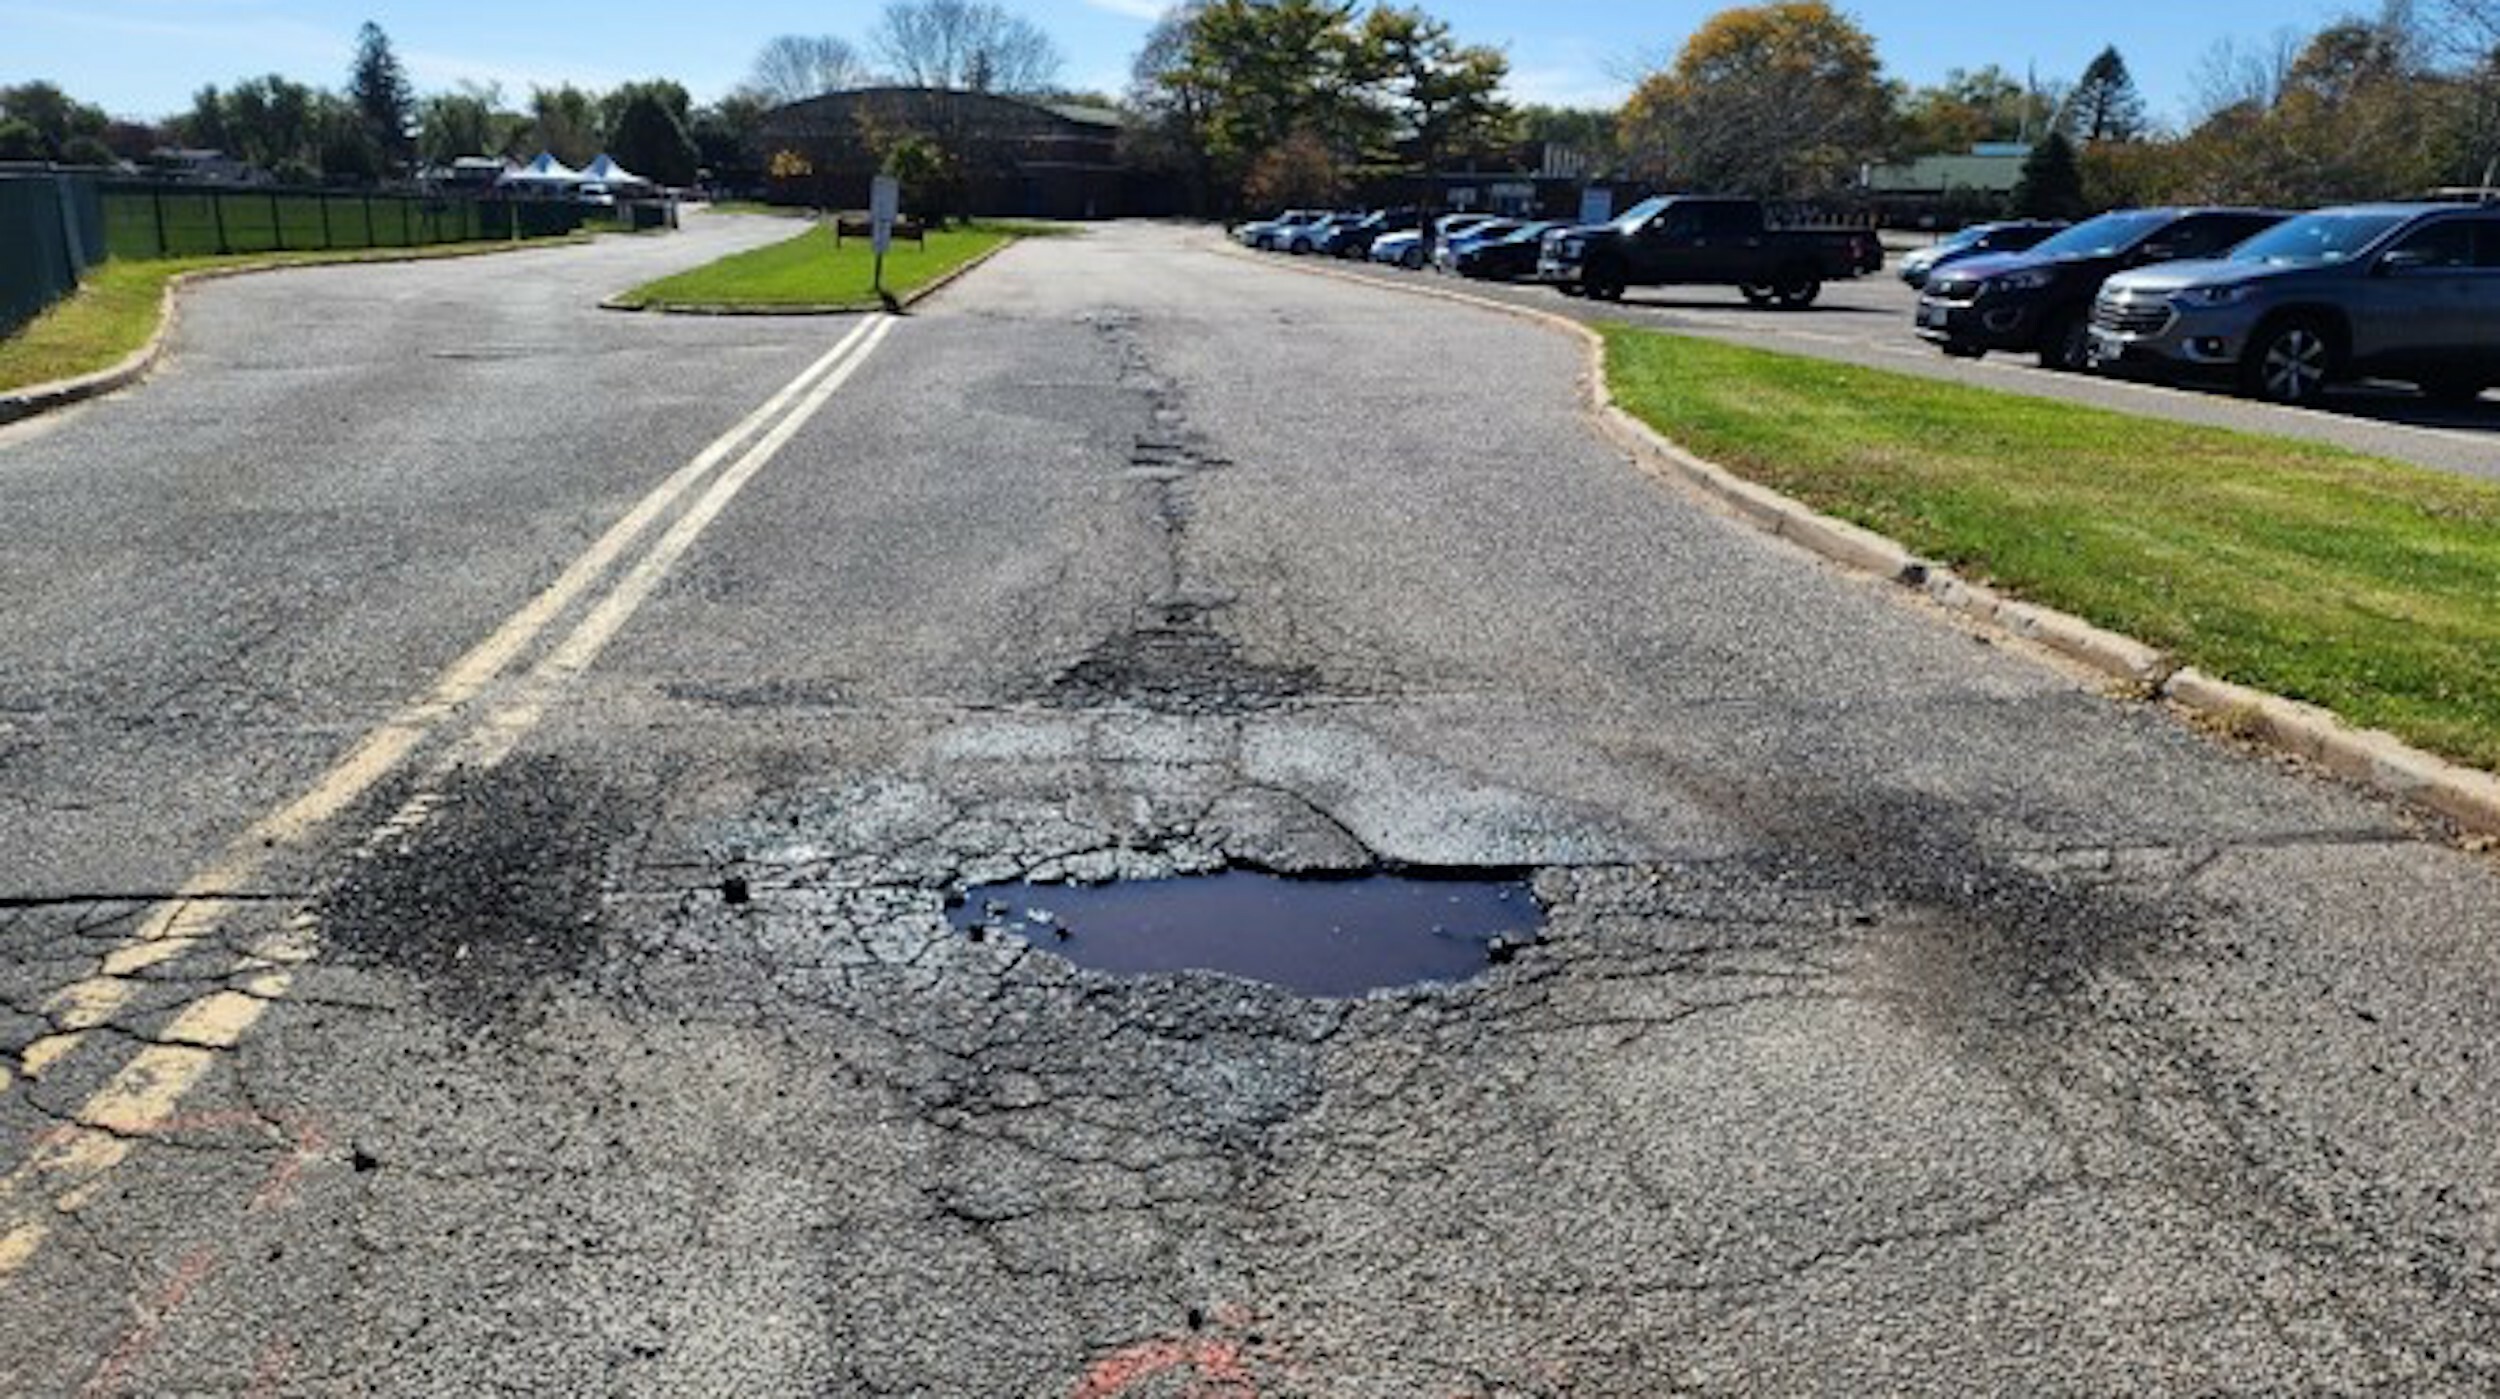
4, 0, 2370, 124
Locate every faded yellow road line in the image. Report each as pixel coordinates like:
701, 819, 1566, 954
0, 316, 897, 1280
15, 315, 884, 1083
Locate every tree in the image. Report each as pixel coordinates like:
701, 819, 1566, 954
1170, 0, 1378, 209
872, 0, 1063, 94
1360, 6, 1514, 173
0, 81, 111, 162
2190, 29, 2305, 118
527, 85, 601, 165
1618, 2, 1892, 197
750, 35, 875, 105
1242, 127, 1346, 207
417, 90, 496, 163
2060, 46, 2147, 143
608, 88, 699, 185
690, 91, 772, 188
2012, 130, 2087, 217
1124, 2, 1220, 214
347, 21, 416, 170
1897, 65, 2054, 153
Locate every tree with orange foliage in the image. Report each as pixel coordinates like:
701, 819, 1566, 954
1617, 1, 1890, 197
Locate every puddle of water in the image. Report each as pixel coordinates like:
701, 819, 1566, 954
948, 871, 1541, 998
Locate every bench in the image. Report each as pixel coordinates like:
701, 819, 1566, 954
832, 211, 926, 248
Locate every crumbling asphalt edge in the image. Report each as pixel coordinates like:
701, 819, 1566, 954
1227, 238, 2500, 842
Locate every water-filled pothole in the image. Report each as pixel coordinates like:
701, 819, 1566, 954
947, 871, 1542, 997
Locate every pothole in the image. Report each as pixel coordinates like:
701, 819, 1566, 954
946, 870, 1543, 998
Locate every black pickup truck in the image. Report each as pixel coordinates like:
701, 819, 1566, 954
1537, 196, 1884, 307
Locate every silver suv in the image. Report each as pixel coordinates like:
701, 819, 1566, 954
2089, 203, 2500, 406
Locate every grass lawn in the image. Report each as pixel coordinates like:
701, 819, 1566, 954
611, 221, 1034, 310
0, 236, 585, 395
1602, 326, 2500, 772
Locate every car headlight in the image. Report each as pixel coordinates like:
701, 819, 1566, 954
1983, 269, 2055, 294
2170, 283, 2256, 308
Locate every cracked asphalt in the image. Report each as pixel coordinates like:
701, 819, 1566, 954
2, 218, 2498, 1396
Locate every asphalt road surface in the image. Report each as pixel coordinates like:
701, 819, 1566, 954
2, 218, 2497, 1397
1308, 242, 2500, 484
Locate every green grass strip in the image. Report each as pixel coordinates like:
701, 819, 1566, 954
1601, 326, 2500, 772
0, 236, 586, 395
611, 221, 1037, 310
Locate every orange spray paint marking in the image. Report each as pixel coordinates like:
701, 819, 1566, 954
32, 1110, 330, 1211
78, 1247, 218, 1399
1072, 1337, 1259, 1399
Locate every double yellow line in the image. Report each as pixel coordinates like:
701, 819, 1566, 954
0, 313, 899, 1280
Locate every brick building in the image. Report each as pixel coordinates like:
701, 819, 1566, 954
757, 88, 1128, 220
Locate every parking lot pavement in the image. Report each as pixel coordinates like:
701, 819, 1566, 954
4, 221, 2499, 1395
1288, 238, 2500, 484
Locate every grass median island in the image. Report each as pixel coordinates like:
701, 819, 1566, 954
0, 236, 587, 395
1601, 326, 2500, 772
611, 220, 1035, 311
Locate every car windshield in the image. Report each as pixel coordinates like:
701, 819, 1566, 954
2025, 211, 2172, 259
2227, 211, 2410, 266
1502, 223, 1553, 243
1937, 225, 1993, 251
1611, 197, 1674, 232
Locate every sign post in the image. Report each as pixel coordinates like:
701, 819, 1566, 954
869, 174, 900, 307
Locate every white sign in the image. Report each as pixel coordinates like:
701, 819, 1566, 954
870, 175, 900, 257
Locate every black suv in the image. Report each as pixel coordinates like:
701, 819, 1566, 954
1915, 207, 2288, 369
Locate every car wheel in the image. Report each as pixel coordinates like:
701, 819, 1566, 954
1772, 271, 1820, 309
1401, 247, 1425, 269
1938, 341, 1986, 360
1290, 238, 1311, 255
2240, 317, 2336, 406
1583, 262, 1626, 301
2037, 310, 2092, 371
1739, 283, 1776, 306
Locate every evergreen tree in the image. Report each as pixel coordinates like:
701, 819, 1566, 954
2013, 131, 2088, 218
2062, 46, 2147, 142
348, 21, 416, 171
608, 90, 699, 186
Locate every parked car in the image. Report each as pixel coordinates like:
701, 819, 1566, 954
1369, 214, 1500, 270
1896, 220, 2068, 289
1234, 209, 1327, 251
1915, 206, 2289, 369
1284, 212, 1360, 255
1454, 221, 1563, 281
1536, 196, 1884, 307
2088, 202, 2500, 406
1432, 218, 1523, 272
1324, 207, 1421, 259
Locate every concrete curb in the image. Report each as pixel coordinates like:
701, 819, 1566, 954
600, 231, 1019, 316
0, 236, 591, 427
1224, 238, 2500, 841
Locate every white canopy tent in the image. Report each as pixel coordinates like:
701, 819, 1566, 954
578, 154, 654, 192
498, 152, 584, 190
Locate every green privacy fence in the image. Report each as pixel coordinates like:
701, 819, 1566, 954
97, 185, 590, 259
0, 174, 107, 335
3, 171, 595, 334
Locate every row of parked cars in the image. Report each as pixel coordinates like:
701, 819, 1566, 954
1238, 197, 2500, 410
1231, 207, 1562, 280
1236, 197, 1889, 308
1910, 201, 2500, 405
